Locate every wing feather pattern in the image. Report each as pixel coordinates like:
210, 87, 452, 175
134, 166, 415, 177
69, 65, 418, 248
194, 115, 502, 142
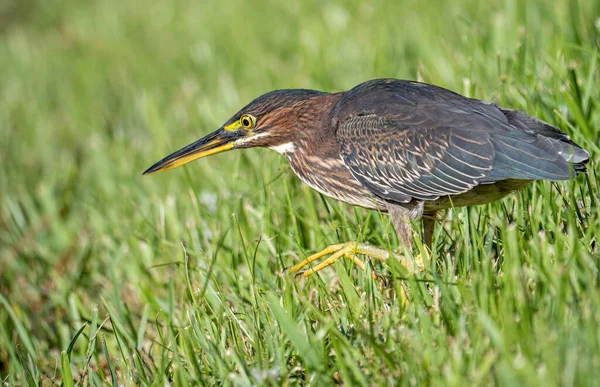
333, 79, 588, 204
337, 113, 494, 203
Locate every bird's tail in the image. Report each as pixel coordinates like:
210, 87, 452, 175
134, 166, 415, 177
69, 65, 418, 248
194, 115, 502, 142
499, 107, 590, 175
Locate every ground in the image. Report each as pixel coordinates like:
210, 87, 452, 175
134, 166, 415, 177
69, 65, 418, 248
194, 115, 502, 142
0, 0, 599, 385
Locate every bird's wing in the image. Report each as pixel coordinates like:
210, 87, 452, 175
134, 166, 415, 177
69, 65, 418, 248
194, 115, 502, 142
334, 79, 585, 204
335, 106, 496, 203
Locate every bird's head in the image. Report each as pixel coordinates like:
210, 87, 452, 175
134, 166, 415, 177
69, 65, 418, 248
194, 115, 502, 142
143, 89, 327, 174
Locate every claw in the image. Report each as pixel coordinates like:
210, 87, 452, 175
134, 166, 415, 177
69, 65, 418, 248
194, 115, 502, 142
288, 241, 420, 280
288, 241, 425, 281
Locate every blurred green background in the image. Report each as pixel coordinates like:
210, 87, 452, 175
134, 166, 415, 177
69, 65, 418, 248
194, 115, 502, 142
1, 0, 599, 385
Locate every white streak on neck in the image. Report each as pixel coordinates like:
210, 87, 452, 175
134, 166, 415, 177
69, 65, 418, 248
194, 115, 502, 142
269, 142, 296, 155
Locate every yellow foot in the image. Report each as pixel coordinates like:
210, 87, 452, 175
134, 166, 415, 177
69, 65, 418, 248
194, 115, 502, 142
288, 241, 423, 278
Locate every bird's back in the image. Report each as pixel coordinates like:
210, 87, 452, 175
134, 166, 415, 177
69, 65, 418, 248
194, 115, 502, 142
332, 79, 589, 207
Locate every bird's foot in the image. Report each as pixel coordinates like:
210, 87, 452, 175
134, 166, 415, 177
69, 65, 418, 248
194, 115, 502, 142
288, 241, 423, 278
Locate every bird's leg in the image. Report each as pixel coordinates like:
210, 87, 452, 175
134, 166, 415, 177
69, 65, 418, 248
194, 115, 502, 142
288, 242, 421, 278
422, 211, 438, 252
288, 203, 429, 279
388, 202, 426, 268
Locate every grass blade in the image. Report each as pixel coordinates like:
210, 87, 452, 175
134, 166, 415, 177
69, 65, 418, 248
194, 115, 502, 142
61, 351, 75, 387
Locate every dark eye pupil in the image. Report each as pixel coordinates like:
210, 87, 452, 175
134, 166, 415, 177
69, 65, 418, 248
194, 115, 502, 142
243, 118, 250, 127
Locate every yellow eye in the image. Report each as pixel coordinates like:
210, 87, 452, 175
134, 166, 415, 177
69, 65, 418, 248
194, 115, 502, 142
240, 114, 256, 130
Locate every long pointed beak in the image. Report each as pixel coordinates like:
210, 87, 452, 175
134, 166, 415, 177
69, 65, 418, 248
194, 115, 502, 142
143, 128, 240, 175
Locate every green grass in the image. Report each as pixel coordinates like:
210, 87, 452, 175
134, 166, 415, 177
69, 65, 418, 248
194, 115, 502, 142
1, 0, 599, 385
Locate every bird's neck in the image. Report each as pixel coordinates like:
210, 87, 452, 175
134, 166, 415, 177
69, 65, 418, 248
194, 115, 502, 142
268, 92, 343, 159
268, 93, 379, 209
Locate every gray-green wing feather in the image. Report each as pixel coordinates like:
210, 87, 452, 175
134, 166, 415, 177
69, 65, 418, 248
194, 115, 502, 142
337, 112, 495, 203
334, 79, 588, 204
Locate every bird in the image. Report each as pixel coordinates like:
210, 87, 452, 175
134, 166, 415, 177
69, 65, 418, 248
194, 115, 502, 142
144, 78, 589, 278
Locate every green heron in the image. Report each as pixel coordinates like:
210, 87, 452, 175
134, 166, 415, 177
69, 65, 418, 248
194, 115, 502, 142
144, 79, 589, 277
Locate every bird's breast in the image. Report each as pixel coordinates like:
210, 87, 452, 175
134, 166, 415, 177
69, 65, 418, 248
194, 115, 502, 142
270, 141, 383, 210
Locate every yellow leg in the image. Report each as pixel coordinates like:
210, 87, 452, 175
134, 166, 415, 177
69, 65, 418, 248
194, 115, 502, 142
288, 241, 424, 278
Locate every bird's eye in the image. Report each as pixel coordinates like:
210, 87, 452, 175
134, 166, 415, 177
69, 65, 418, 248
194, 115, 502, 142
240, 114, 256, 130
